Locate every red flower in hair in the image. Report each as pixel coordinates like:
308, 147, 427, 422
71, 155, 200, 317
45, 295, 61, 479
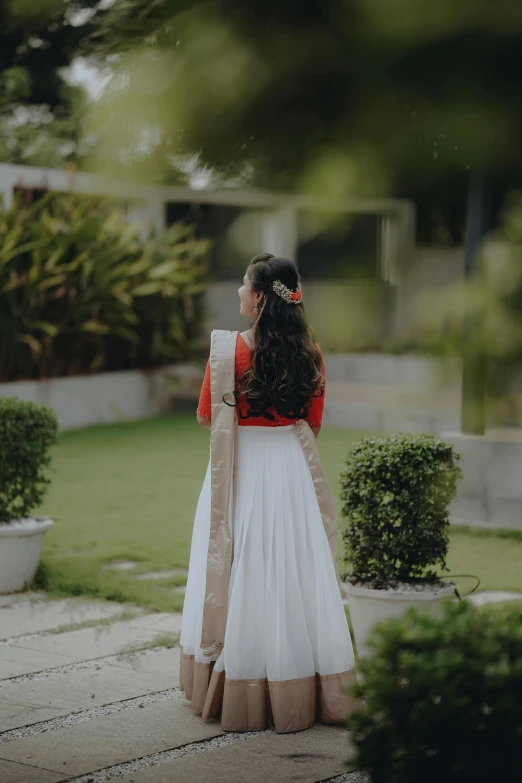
272, 279, 303, 304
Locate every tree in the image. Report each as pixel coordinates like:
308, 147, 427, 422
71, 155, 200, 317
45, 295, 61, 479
91, 1, 522, 435
0, 0, 108, 166
91, 0, 522, 195
0, 65, 91, 167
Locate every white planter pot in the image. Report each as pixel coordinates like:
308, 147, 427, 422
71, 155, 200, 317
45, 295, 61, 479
0, 518, 54, 594
344, 582, 455, 660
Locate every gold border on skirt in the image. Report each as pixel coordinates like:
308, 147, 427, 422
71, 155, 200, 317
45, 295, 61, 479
180, 648, 359, 734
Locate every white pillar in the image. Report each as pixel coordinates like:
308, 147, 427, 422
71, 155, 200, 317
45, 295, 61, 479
379, 202, 415, 285
0, 187, 12, 211
149, 198, 166, 236
0, 167, 14, 210
261, 206, 298, 260
126, 199, 166, 239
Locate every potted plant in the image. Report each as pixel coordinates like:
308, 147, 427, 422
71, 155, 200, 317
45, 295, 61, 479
0, 397, 58, 593
340, 433, 461, 659
347, 600, 522, 783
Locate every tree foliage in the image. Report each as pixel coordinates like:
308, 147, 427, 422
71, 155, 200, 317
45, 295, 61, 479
0, 65, 91, 167
91, 0, 522, 196
0, 0, 106, 166
0, 192, 210, 381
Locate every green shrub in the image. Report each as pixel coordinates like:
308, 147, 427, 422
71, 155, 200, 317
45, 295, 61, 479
348, 601, 522, 783
340, 433, 461, 588
0, 397, 58, 523
0, 193, 210, 382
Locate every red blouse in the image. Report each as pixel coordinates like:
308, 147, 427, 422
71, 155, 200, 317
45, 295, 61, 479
197, 333, 325, 427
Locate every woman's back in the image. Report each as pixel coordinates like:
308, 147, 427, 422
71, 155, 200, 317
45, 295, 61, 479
197, 331, 325, 427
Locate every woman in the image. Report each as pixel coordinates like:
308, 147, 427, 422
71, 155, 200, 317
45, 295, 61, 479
180, 253, 356, 734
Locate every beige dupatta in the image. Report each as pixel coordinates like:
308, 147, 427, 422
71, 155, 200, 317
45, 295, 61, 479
200, 330, 340, 654
293, 418, 339, 571
201, 330, 238, 654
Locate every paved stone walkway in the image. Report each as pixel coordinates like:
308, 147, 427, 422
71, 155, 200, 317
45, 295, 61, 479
3, 590, 517, 781
0, 594, 360, 783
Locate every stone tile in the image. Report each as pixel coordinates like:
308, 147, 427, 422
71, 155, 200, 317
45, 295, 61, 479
3, 614, 181, 672
117, 724, 352, 783
0, 615, 181, 681
0, 700, 55, 731
103, 561, 138, 572
0, 649, 78, 680
0, 599, 128, 640
0, 697, 222, 776
110, 647, 179, 679
135, 570, 187, 582
0, 650, 179, 731
0, 593, 46, 609
0, 759, 66, 783
467, 590, 522, 606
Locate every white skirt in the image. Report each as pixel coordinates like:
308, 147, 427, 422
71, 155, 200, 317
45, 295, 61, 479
180, 425, 357, 733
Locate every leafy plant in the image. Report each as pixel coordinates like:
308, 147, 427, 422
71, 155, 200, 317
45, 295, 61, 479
348, 600, 522, 783
0, 397, 58, 523
340, 433, 461, 588
0, 193, 210, 381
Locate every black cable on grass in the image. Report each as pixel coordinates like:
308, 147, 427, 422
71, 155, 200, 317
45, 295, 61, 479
439, 574, 481, 601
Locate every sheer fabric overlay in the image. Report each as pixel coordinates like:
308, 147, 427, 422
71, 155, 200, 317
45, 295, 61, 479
180, 425, 358, 733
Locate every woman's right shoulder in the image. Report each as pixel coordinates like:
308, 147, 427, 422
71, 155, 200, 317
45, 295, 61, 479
239, 330, 254, 350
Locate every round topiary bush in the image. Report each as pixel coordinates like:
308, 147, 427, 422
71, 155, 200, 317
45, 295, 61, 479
347, 600, 522, 783
0, 398, 58, 523
340, 433, 461, 588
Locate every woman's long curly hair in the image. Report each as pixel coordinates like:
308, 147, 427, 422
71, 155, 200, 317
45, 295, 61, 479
240, 253, 324, 422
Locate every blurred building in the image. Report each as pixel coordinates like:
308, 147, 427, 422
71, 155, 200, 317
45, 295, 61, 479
0, 162, 414, 352
3, 163, 522, 529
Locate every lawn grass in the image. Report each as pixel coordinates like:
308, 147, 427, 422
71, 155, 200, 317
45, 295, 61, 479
38, 415, 208, 611
447, 530, 522, 596
37, 415, 522, 611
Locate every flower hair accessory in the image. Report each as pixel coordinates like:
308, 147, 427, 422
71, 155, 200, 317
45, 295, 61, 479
272, 279, 302, 304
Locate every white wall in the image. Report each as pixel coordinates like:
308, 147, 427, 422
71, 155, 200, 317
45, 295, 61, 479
0, 368, 174, 431
444, 431, 522, 531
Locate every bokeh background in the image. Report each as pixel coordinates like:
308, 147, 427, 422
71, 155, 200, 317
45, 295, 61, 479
1, 0, 522, 606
